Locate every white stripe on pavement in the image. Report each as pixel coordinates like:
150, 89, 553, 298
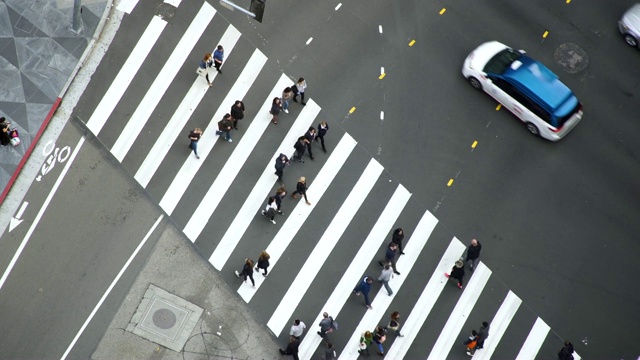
267, 159, 384, 335
472, 291, 522, 360
134, 24, 242, 188
515, 317, 550, 360
159, 49, 268, 215
111, 3, 216, 162
427, 262, 492, 360
237, 134, 358, 302
86, 16, 167, 135
385, 237, 467, 359
206, 100, 320, 268
339, 210, 439, 360
116, 0, 138, 14
297, 185, 411, 360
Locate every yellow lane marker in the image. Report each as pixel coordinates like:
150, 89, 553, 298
447, 179, 454, 187
566, 0, 570, 3
409, 39, 416, 46
349, 107, 356, 114
542, 31, 549, 38
379, 67, 386, 79
496, 104, 502, 111
471, 140, 478, 149
439, 8, 446, 15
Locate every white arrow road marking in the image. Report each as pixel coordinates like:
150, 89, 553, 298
9, 201, 29, 232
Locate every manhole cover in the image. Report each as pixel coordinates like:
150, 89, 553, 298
554, 43, 589, 74
153, 308, 177, 329
156, 3, 176, 19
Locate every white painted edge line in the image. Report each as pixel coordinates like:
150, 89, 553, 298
386, 237, 467, 359
111, 3, 216, 162
86, 16, 167, 135
181, 74, 290, 233
134, 25, 242, 187
159, 49, 268, 215
60, 214, 164, 360
339, 210, 439, 360
206, 100, 320, 269
116, 0, 138, 14
473, 291, 522, 360
297, 185, 411, 360
0, 137, 85, 292
514, 317, 550, 360
427, 262, 492, 360
237, 133, 358, 302
164, 0, 182, 7
267, 159, 384, 335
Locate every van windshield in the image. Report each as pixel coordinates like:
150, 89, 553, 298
484, 48, 522, 75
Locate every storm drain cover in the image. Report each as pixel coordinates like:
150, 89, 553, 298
554, 42, 589, 74
127, 284, 203, 352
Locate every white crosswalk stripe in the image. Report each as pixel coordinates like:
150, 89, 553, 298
76, 8, 581, 360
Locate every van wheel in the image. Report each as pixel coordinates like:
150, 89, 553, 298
624, 34, 638, 47
525, 122, 539, 136
468, 77, 482, 91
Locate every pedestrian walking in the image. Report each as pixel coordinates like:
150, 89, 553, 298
291, 177, 311, 205
213, 45, 224, 73
281, 87, 293, 113
273, 187, 287, 215
292, 77, 307, 105
352, 276, 374, 309
198, 53, 214, 86
391, 227, 405, 255
188, 128, 203, 159
463, 329, 479, 356
557, 340, 575, 360
230, 100, 245, 130
215, 114, 233, 142
274, 153, 290, 185
316, 121, 329, 153
377, 242, 401, 275
358, 330, 373, 357
255, 250, 270, 276
289, 319, 306, 339
261, 197, 278, 225
292, 136, 308, 163
304, 126, 317, 160
278, 336, 300, 360
269, 97, 281, 124
466, 238, 482, 271
373, 325, 387, 356
234, 258, 255, 287
317, 312, 338, 337
445, 259, 465, 289
385, 311, 404, 337
323, 342, 337, 360
477, 321, 490, 349
378, 263, 394, 296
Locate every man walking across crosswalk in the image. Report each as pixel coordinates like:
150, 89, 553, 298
215, 114, 233, 142
304, 126, 317, 160
378, 242, 401, 275
289, 319, 306, 339
465, 238, 482, 271
316, 121, 329, 153
391, 227, 405, 255
353, 276, 374, 309
317, 312, 337, 338
230, 100, 245, 130
378, 263, 394, 295
213, 45, 224, 73
274, 153, 289, 185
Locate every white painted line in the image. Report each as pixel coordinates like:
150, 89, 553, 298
379, 25, 383, 33
385, 237, 467, 359
427, 262, 492, 360
60, 215, 164, 360
9, 201, 29, 232
339, 210, 439, 360
164, 0, 181, 6
134, 25, 242, 188
116, 0, 138, 14
473, 291, 522, 360
380, 111, 384, 120
206, 100, 321, 267
306, 37, 313, 45
237, 134, 357, 302
267, 159, 384, 335
380, 67, 384, 75
515, 317, 550, 360
86, 16, 167, 135
297, 185, 411, 359
111, 3, 216, 162
335, 3, 342, 10
159, 49, 268, 215
0, 137, 85, 292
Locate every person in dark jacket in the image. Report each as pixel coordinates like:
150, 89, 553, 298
234, 258, 255, 287
391, 228, 405, 255
352, 276, 374, 309
316, 121, 329, 152
291, 177, 311, 205
557, 340, 575, 360
373, 325, 387, 356
188, 128, 203, 159
255, 251, 270, 276
230, 100, 245, 130
274, 153, 289, 185
477, 321, 490, 349
215, 114, 233, 142
323, 341, 337, 360
279, 336, 300, 360
273, 187, 287, 215
292, 136, 308, 163
466, 238, 482, 271
445, 260, 465, 289
386, 311, 404, 337
377, 242, 401, 275
304, 126, 317, 160
270, 97, 281, 124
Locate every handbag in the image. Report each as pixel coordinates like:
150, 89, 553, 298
196, 67, 206, 76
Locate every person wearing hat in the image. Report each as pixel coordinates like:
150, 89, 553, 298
445, 259, 465, 289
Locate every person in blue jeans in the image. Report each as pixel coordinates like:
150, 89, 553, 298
213, 45, 224, 73
188, 128, 202, 159
373, 325, 387, 356
353, 276, 374, 309
215, 114, 233, 142
281, 87, 293, 113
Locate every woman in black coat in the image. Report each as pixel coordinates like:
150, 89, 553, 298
291, 176, 311, 205
445, 260, 465, 289
270, 97, 281, 125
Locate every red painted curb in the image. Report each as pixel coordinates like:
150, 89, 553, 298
0, 97, 62, 205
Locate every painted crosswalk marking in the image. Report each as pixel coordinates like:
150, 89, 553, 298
472, 291, 522, 360
515, 317, 550, 360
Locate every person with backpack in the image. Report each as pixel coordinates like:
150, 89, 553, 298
317, 312, 337, 338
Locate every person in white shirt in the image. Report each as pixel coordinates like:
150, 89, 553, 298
289, 319, 306, 339
261, 197, 278, 225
